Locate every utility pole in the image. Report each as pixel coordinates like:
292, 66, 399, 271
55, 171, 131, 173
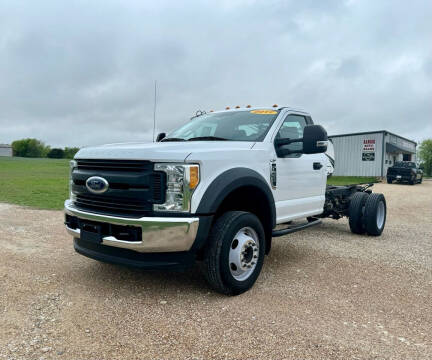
152, 80, 157, 142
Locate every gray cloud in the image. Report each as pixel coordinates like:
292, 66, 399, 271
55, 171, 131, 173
0, 0, 431, 147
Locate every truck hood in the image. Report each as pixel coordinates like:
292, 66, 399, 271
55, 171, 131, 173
75, 141, 255, 162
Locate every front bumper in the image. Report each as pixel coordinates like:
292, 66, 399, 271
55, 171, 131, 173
387, 175, 412, 182
64, 200, 199, 253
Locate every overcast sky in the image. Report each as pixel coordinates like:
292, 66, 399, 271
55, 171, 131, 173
0, 0, 431, 147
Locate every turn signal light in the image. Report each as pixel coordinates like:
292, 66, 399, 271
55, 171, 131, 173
189, 165, 199, 189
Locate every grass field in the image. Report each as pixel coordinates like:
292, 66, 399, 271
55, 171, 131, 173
0, 157, 379, 210
327, 176, 378, 185
0, 157, 69, 210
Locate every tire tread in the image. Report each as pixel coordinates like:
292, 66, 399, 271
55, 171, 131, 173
349, 192, 369, 234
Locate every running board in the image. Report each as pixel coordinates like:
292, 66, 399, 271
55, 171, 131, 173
272, 218, 322, 237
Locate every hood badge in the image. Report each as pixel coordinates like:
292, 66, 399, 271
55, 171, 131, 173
86, 176, 109, 194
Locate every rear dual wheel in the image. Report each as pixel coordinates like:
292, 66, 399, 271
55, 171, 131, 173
349, 192, 386, 236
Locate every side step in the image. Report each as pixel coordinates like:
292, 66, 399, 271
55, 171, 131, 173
272, 218, 322, 237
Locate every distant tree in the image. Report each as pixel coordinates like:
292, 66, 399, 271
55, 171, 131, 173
418, 139, 432, 176
11, 138, 50, 158
47, 148, 65, 159
63, 147, 80, 159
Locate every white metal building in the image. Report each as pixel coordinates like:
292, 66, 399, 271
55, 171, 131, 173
0, 144, 12, 157
328, 131, 416, 177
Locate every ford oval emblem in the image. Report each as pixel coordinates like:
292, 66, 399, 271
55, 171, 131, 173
86, 176, 109, 194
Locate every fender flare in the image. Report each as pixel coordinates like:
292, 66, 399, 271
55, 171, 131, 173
197, 168, 275, 224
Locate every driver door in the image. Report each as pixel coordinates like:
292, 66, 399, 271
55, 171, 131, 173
273, 114, 326, 223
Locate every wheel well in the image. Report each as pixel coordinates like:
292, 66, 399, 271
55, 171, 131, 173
214, 186, 273, 254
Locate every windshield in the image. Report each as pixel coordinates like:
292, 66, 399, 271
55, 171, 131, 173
164, 109, 280, 141
394, 161, 415, 168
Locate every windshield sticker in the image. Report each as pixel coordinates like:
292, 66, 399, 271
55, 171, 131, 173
250, 110, 277, 115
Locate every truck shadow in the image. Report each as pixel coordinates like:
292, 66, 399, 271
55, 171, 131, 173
81, 260, 210, 295
74, 243, 310, 298
72, 222, 354, 297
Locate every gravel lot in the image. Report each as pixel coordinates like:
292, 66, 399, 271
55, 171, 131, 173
1, 182, 431, 359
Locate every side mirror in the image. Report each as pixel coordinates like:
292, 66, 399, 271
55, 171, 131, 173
274, 124, 328, 156
156, 132, 166, 142
302, 125, 328, 154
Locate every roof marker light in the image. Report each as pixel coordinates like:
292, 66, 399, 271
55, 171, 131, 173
225, 106, 230, 110
235, 105, 240, 109
246, 105, 251, 108
272, 104, 278, 108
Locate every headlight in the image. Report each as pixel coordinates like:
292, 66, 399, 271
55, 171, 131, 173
69, 160, 77, 201
153, 163, 200, 212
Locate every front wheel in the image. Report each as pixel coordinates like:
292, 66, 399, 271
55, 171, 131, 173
202, 211, 265, 295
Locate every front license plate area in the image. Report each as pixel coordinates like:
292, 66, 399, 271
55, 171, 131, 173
396, 175, 401, 179
80, 222, 102, 244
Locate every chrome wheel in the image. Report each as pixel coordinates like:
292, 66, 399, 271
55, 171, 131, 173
376, 201, 385, 229
229, 227, 259, 281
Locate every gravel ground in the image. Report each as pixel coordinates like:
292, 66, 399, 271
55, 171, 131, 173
0, 182, 431, 359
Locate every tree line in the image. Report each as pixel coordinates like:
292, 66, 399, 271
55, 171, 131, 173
419, 139, 432, 177
11, 138, 79, 159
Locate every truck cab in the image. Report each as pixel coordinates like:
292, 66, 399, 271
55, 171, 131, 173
65, 106, 386, 295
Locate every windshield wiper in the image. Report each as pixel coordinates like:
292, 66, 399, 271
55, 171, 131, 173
187, 136, 228, 141
160, 137, 186, 142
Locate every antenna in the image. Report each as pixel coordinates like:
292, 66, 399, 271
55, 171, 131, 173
152, 80, 157, 142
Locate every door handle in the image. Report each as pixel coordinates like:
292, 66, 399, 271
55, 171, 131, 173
313, 162, 323, 170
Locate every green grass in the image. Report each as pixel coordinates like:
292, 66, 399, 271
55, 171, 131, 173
327, 176, 379, 186
0, 157, 69, 210
0, 157, 379, 210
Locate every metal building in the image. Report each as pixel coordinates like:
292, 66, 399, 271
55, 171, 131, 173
0, 144, 13, 157
328, 131, 416, 177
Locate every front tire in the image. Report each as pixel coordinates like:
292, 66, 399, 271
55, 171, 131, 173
202, 211, 265, 295
387, 178, 392, 184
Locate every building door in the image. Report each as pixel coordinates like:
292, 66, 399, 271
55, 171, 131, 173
403, 154, 411, 161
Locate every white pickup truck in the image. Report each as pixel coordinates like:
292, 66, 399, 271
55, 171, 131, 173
65, 106, 386, 295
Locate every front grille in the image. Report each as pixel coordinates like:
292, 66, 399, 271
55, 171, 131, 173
72, 159, 166, 216
77, 159, 152, 172
75, 194, 152, 215
388, 168, 411, 176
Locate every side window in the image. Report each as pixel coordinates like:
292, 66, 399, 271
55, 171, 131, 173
276, 114, 307, 154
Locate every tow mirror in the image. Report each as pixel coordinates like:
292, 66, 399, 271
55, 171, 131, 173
274, 124, 328, 156
302, 125, 328, 154
156, 132, 166, 142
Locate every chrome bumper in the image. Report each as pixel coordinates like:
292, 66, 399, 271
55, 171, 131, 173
64, 200, 199, 253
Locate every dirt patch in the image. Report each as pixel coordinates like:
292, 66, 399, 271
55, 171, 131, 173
1, 182, 431, 359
